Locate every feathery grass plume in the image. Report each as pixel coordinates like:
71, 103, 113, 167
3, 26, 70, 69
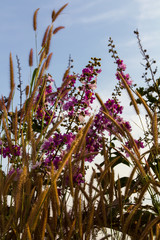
3, 171, 16, 196
7, 53, 15, 110
52, 3, 68, 22
122, 182, 150, 240
75, 116, 93, 154
33, 8, 40, 31
139, 216, 160, 240
41, 25, 50, 47
39, 49, 47, 64
118, 72, 140, 115
15, 166, 27, 213
51, 10, 56, 22
135, 90, 153, 120
53, 127, 83, 181
45, 52, 53, 70
27, 187, 49, 232
122, 144, 146, 178
2, 116, 14, 156
102, 110, 125, 137
95, 92, 109, 113
0, 97, 8, 122
66, 219, 76, 240
29, 48, 33, 66
152, 108, 158, 149
25, 85, 29, 97
45, 25, 53, 55
53, 26, 65, 35
122, 123, 141, 159
13, 107, 18, 143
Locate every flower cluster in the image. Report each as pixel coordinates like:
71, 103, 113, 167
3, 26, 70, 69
0, 141, 21, 159
115, 59, 133, 86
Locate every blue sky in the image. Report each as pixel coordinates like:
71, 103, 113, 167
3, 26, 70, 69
1, 0, 160, 122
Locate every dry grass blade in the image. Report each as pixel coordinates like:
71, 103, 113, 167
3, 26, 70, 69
139, 216, 160, 240
122, 122, 140, 158
136, 90, 153, 120
102, 110, 125, 137
118, 72, 140, 115
27, 188, 49, 232
124, 166, 137, 198
98, 156, 119, 185
52, 3, 68, 22
33, 8, 40, 31
2, 116, 14, 155
26, 223, 32, 240
14, 107, 18, 142
66, 219, 76, 240
122, 182, 150, 240
46, 223, 54, 240
122, 144, 146, 177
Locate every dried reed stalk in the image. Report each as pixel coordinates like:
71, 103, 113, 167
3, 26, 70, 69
2, 116, 14, 155
85, 205, 94, 240
33, 8, 40, 31
136, 90, 153, 120
13, 107, 18, 143
118, 72, 140, 115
